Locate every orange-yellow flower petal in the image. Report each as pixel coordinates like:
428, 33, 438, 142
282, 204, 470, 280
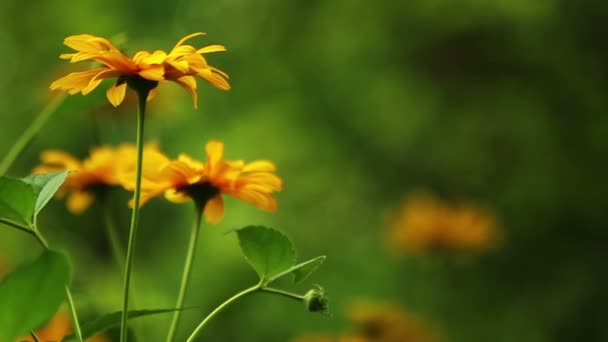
204, 194, 224, 223
106, 82, 128, 107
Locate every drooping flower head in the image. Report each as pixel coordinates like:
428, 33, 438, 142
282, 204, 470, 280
121, 140, 283, 224
32, 143, 166, 214
388, 192, 501, 255
50, 33, 230, 107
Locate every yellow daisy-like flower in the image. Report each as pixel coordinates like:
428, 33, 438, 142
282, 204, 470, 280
50, 33, 230, 108
16, 309, 108, 342
388, 192, 500, 255
32, 143, 166, 214
122, 140, 283, 224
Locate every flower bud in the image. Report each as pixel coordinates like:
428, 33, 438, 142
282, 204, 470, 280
304, 285, 329, 314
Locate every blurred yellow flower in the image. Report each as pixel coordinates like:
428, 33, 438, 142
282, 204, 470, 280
16, 309, 108, 342
122, 140, 283, 224
388, 192, 500, 254
32, 143, 166, 214
291, 337, 370, 342
291, 301, 439, 342
50, 33, 230, 107
347, 301, 440, 342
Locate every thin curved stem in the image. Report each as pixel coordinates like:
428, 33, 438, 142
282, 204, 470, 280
165, 205, 204, 342
102, 199, 126, 276
260, 287, 305, 301
186, 285, 261, 342
120, 90, 148, 342
31, 228, 83, 342
0, 94, 66, 175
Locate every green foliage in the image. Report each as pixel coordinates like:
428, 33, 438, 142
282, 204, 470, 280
62, 308, 183, 342
0, 250, 71, 341
270, 256, 326, 285
0, 176, 36, 227
23, 171, 69, 217
0, 172, 67, 230
236, 226, 325, 286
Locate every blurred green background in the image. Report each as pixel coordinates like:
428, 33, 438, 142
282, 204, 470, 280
1, 0, 608, 341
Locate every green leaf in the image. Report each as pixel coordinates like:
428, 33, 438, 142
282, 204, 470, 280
23, 171, 69, 216
62, 308, 183, 342
0, 176, 36, 228
292, 256, 326, 284
236, 226, 296, 284
0, 250, 72, 341
267, 256, 326, 285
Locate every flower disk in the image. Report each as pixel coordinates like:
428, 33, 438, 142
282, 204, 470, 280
50, 33, 230, 107
121, 140, 283, 224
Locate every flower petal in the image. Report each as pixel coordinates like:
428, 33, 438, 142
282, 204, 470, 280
205, 140, 224, 175
138, 64, 165, 81
67, 191, 94, 214
175, 76, 198, 108
203, 195, 224, 224
242, 160, 277, 173
106, 82, 127, 107
197, 44, 227, 54
173, 32, 206, 50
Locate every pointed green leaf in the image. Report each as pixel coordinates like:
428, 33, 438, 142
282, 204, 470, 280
292, 256, 326, 284
0, 176, 36, 228
0, 250, 71, 341
62, 308, 183, 342
236, 226, 296, 284
23, 171, 69, 216
267, 256, 326, 285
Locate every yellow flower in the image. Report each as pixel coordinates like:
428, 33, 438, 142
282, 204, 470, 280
16, 309, 108, 342
291, 337, 370, 342
122, 140, 283, 224
388, 192, 500, 255
50, 33, 230, 108
347, 301, 440, 342
32, 143, 166, 214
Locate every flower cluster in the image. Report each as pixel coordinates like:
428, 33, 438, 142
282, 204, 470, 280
32, 141, 282, 223
387, 192, 500, 255
50, 33, 230, 108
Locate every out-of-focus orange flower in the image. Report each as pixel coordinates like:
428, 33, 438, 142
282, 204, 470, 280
388, 192, 500, 255
291, 337, 371, 342
291, 301, 439, 342
347, 301, 440, 342
121, 140, 282, 224
16, 309, 108, 342
50, 33, 230, 107
32, 143, 166, 214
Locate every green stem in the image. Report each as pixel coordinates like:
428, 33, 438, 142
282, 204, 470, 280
186, 285, 261, 342
31, 228, 84, 342
102, 199, 126, 276
30, 331, 41, 342
120, 89, 148, 342
0, 218, 32, 234
165, 204, 204, 342
260, 287, 305, 301
0, 94, 66, 175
